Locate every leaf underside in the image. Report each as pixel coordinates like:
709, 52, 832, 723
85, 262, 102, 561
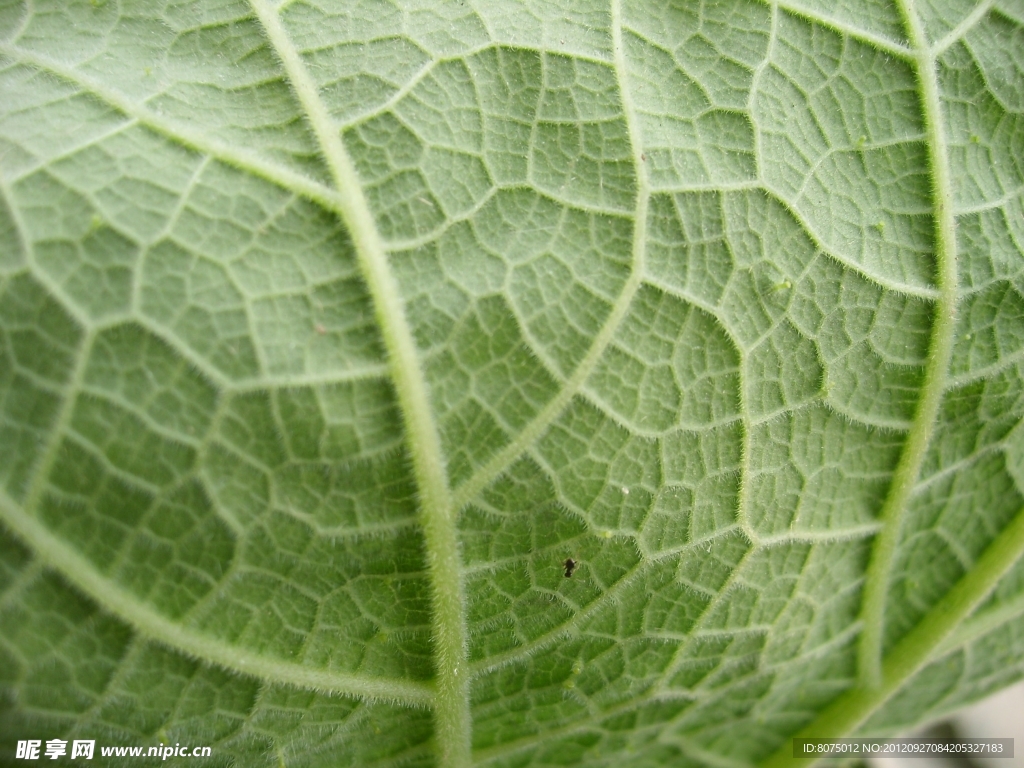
2, 0, 1024, 766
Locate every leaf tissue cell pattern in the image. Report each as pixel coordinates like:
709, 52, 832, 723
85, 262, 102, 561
1, 0, 1024, 766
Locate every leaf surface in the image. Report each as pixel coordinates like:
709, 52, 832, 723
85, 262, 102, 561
2, 0, 1024, 766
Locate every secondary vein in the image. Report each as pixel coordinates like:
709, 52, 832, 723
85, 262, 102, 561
0, 489, 434, 705
762, 507, 1024, 768
856, 0, 960, 688
0, 44, 346, 217
453, 0, 650, 516
243, 2, 471, 764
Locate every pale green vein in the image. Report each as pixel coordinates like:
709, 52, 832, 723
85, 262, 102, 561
382, 186, 499, 253
0, 559, 44, 612
471, 693, 699, 766
912, 444, 1004, 494
93, 314, 230, 389
480, 658, 787, 768
650, 542, 760, 694
726, 191, 757, 544
467, 555, 647, 676
445, 283, 638, 506
0, 167, 34, 266
954, 186, 1024, 216
70, 639, 149, 736
761, 184, 941, 301
20, 324, 92, 521
465, 523, 748, 677
73, 386, 205, 448
856, 0, 961, 689
228, 365, 392, 392
742, 8, 934, 304
0, 488, 434, 706
759, 523, 883, 545
930, 0, 998, 57
0, 45, 346, 217
5, 119, 135, 185
762, 507, 1024, 768
450, 0, 649, 515
946, 345, 1024, 390
933, 584, 1024, 658
338, 56, 438, 131
133, 155, 210, 313
193, 399, 247, 536
20, 271, 87, 332
2, 0, 31, 44
242, 2, 470, 765
654, 180, 767, 194
766, 0, 913, 59
824, 401, 914, 432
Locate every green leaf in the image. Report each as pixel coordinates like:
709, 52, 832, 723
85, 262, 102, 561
1, 1, 1024, 766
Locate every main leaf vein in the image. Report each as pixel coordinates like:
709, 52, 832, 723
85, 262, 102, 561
242, 1, 471, 764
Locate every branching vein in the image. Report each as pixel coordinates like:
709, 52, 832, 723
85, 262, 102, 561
452, 0, 650, 515
0, 489, 434, 705
856, 0, 961, 689
762, 507, 1024, 768
244, 1, 470, 764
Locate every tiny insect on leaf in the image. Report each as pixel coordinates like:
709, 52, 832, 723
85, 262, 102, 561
563, 558, 577, 578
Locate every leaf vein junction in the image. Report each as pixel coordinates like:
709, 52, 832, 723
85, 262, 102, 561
242, 1, 470, 764
856, 0, 963, 689
0, 488, 435, 705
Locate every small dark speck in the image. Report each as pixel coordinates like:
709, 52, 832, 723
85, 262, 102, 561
563, 557, 577, 578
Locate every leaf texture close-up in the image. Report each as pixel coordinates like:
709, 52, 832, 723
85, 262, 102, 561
2, 0, 1024, 765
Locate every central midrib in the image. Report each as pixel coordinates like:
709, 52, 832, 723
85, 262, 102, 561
177, 1, 962, 765
242, 1, 472, 765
